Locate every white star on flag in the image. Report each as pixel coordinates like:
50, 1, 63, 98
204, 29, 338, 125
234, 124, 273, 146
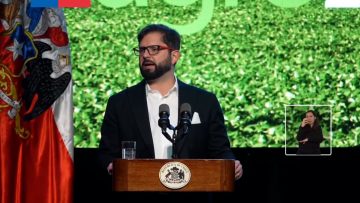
6, 39, 24, 61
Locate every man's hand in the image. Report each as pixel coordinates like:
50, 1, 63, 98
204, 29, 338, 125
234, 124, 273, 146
235, 160, 243, 180
107, 162, 113, 175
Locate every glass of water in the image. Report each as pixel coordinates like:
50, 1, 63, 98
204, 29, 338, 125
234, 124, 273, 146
121, 141, 136, 159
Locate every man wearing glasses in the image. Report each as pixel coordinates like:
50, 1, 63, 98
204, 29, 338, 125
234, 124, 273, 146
99, 24, 243, 186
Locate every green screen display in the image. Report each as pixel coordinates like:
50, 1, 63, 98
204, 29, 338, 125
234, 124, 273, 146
65, 0, 360, 148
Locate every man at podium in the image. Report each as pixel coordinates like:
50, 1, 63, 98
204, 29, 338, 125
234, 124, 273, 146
99, 24, 243, 181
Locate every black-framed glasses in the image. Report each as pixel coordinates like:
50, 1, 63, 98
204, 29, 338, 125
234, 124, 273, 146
133, 45, 174, 56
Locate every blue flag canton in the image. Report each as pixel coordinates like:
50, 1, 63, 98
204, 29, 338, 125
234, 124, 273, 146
31, 0, 58, 8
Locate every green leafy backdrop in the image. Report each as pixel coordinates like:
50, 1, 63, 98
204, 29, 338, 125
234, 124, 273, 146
64, 0, 360, 148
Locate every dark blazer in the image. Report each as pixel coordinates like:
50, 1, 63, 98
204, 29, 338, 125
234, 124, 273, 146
99, 79, 235, 169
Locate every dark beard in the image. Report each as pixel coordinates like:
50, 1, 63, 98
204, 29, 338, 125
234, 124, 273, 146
140, 57, 172, 81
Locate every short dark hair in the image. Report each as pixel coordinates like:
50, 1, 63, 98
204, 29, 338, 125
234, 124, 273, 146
137, 24, 181, 50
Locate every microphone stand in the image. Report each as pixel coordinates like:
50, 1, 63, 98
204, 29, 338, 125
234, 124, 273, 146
172, 130, 178, 159
160, 126, 184, 159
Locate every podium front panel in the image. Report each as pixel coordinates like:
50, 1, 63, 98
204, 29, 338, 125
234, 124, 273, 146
112, 159, 235, 192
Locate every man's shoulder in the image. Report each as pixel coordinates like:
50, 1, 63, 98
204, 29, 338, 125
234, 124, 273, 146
109, 81, 145, 100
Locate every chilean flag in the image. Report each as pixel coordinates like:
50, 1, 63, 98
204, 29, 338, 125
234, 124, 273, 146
31, 0, 91, 8
1, 1, 73, 203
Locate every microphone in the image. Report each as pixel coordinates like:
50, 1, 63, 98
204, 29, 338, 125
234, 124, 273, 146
158, 104, 174, 143
179, 103, 192, 135
158, 104, 171, 131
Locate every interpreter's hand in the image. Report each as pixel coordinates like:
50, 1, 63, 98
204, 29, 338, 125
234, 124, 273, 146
235, 160, 243, 180
299, 138, 308, 144
301, 118, 308, 127
107, 162, 113, 175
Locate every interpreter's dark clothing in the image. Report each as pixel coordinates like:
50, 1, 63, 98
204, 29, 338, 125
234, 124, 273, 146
296, 125, 323, 154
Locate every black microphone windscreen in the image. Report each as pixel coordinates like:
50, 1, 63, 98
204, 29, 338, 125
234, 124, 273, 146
180, 103, 191, 114
159, 104, 170, 115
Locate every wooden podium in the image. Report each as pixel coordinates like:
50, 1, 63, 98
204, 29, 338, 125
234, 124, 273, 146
112, 159, 235, 192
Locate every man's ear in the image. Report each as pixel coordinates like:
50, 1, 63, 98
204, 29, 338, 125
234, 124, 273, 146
171, 50, 181, 64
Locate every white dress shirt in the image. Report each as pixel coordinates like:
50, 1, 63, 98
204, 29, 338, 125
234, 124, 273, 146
146, 79, 178, 159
